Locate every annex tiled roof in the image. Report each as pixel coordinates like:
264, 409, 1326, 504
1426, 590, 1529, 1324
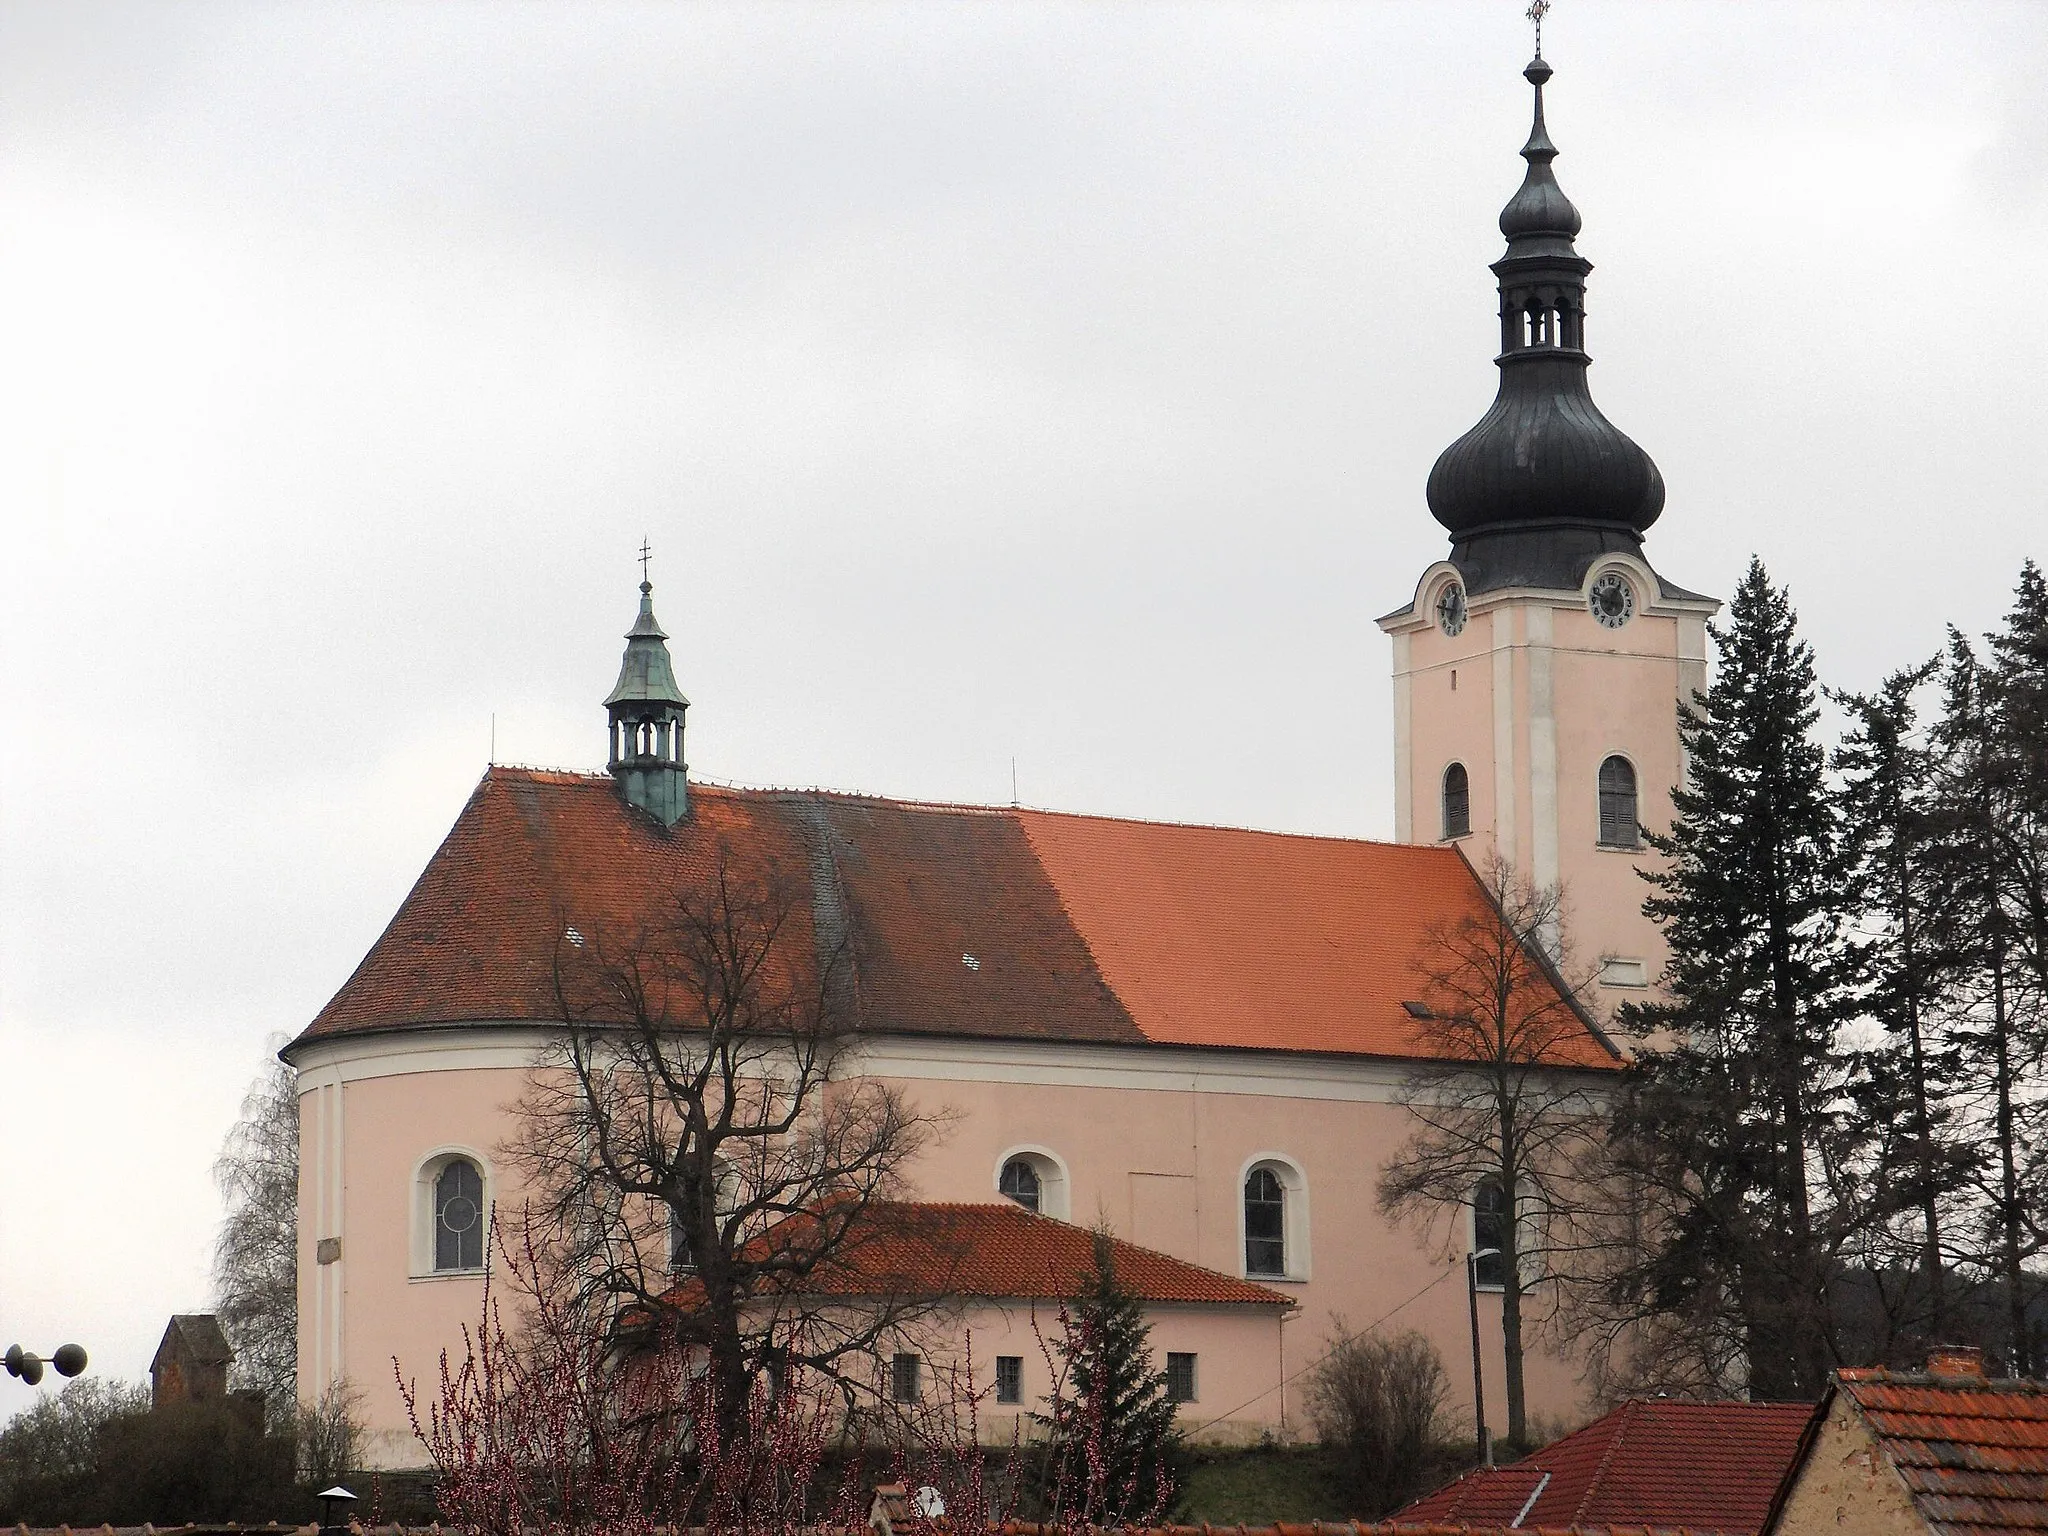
1835, 1360, 2048, 1535
664, 1201, 1292, 1311
1394, 1399, 1818, 1535
296, 768, 1616, 1068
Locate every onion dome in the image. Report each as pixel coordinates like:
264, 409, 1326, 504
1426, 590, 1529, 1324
1424, 53, 1665, 592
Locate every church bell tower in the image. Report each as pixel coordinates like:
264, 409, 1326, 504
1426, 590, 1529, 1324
1378, 46, 1718, 1002
605, 570, 691, 827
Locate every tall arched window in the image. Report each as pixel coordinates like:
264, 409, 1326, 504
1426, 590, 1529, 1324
1598, 756, 1639, 847
669, 1204, 694, 1272
999, 1158, 1042, 1213
1472, 1177, 1508, 1289
1244, 1168, 1286, 1276
434, 1158, 485, 1272
1442, 763, 1471, 841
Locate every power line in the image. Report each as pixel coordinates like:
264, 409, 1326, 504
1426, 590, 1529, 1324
1183, 1263, 1460, 1437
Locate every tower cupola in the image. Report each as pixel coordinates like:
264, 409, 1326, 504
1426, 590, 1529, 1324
1424, 49, 1665, 594
604, 572, 690, 826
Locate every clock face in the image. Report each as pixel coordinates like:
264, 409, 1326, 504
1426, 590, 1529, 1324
1435, 582, 1468, 637
1589, 571, 1635, 629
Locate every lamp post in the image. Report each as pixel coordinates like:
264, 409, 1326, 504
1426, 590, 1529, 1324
3, 1342, 86, 1387
1466, 1248, 1499, 1469
316, 1485, 359, 1536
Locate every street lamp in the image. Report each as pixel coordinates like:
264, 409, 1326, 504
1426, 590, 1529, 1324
1465, 1249, 1499, 1469
4, 1342, 86, 1387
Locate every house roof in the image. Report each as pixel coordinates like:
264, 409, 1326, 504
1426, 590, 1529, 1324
1833, 1358, 2048, 1535
151, 1314, 233, 1371
294, 768, 1616, 1069
1394, 1399, 1819, 1535
664, 1201, 1293, 1311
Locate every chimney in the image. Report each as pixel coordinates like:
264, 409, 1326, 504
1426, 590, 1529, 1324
1926, 1345, 1986, 1380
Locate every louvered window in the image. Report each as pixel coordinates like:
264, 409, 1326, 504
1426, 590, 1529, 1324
1598, 756, 1639, 847
1442, 763, 1471, 840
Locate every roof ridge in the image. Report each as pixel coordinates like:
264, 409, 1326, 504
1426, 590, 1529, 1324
1573, 1396, 1641, 1524
481, 763, 1430, 850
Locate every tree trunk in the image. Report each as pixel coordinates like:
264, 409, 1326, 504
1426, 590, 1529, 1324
1500, 1166, 1527, 1449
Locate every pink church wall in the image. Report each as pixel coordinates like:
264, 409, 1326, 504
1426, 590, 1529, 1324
930, 1301, 1289, 1446
1388, 558, 1715, 1013
300, 1044, 1602, 1466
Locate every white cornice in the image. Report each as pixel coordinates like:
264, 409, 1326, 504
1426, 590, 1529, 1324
291, 1022, 1616, 1100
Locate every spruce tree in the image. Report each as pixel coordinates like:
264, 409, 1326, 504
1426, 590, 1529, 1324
1614, 557, 1861, 1400
1922, 567, 2048, 1374
1834, 662, 1975, 1348
1034, 1229, 1185, 1523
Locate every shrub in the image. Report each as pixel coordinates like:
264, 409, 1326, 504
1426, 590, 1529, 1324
1303, 1326, 1451, 1517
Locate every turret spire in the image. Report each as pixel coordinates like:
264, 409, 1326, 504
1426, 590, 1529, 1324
1423, 43, 1665, 594
604, 554, 691, 826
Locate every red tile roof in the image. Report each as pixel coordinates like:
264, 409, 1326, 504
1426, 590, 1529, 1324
296, 768, 1615, 1069
664, 1201, 1293, 1310
1393, 1399, 1819, 1536
1835, 1361, 2048, 1535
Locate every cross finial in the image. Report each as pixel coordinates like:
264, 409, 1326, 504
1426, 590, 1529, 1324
639, 537, 652, 587
1527, 0, 1549, 58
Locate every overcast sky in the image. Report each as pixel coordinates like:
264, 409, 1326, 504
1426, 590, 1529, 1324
2, 0, 2044, 1404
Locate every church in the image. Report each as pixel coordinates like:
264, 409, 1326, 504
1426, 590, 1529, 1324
285, 44, 1716, 1467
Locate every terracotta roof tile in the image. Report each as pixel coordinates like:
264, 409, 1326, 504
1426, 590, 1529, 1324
296, 768, 1613, 1070
1838, 1364, 2048, 1533
663, 1201, 1293, 1309
1393, 1399, 1817, 1536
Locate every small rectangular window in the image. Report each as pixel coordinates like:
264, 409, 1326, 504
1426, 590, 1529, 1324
891, 1352, 921, 1404
1166, 1353, 1197, 1405
995, 1355, 1023, 1405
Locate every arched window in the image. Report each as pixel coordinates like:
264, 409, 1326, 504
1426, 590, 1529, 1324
1598, 756, 1639, 847
1472, 1177, 1509, 1289
999, 1157, 1042, 1213
669, 1204, 693, 1272
993, 1148, 1068, 1219
1442, 763, 1471, 841
434, 1158, 486, 1272
1244, 1168, 1286, 1276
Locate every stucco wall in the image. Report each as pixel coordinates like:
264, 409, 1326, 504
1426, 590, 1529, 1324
1771, 1395, 1923, 1536
297, 1032, 1601, 1466
924, 1301, 1287, 1447
1388, 556, 1714, 1017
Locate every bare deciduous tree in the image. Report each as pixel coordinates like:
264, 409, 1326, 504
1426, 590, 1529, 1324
212, 1040, 299, 1419
1376, 856, 1611, 1449
509, 849, 949, 1439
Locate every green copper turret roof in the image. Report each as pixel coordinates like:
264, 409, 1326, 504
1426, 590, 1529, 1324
604, 581, 690, 708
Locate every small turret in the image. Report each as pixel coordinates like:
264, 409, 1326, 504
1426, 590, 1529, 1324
604, 572, 690, 826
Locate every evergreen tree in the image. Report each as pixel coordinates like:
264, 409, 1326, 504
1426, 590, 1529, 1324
1613, 558, 1864, 1400
1922, 568, 2048, 1374
1034, 1229, 1185, 1523
1833, 662, 1976, 1348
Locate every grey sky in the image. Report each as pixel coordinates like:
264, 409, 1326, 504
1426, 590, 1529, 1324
3, 0, 2044, 1399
